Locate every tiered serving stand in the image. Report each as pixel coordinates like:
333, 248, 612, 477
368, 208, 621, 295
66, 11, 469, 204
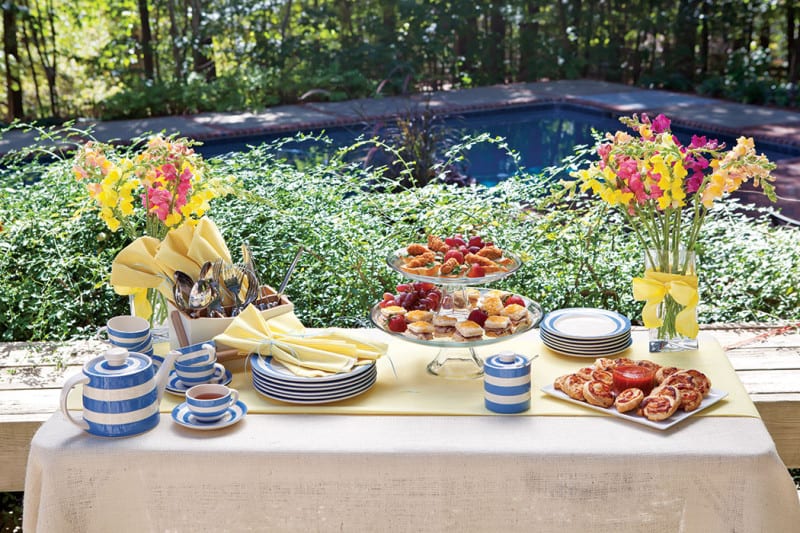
371, 249, 543, 379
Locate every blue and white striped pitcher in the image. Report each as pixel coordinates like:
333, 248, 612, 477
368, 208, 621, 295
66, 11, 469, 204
60, 347, 177, 437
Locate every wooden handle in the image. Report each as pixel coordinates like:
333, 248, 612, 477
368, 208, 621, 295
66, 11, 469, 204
215, 348, 242, 362
170, 310, 190, 347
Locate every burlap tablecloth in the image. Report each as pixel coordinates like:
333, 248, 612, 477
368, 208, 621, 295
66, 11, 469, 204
27, 330, 800, 532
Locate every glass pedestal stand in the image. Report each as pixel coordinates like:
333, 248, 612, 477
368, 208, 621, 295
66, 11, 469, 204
426, 346, 484, 379
382, 248, 536, 380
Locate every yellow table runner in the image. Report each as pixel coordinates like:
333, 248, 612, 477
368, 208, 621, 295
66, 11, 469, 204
150, 330, 758, 417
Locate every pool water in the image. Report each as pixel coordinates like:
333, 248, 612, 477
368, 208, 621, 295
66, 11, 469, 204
198, 102, 800, 188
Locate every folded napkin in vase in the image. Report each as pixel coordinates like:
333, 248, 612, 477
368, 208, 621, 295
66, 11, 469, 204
215, 305, 388, 378
110, 218, 232, 317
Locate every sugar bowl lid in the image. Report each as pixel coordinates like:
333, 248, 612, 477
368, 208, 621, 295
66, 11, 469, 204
484, 351, 530, 378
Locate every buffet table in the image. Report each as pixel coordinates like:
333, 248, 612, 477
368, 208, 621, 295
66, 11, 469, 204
23, 330, 800, 532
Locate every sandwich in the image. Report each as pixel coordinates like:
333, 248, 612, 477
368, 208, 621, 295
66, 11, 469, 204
453, 320, 484, 342
407, 321, 434, 340
466, 288, 481, 308
453, 289, 482, 309
405, 309, 433, 323
380, 305, 407, 320
483, 315, 512, 337
480, 295, 504, 316
501, 303, 530, 329
485, 289, 510, 302
432, 314, 457, 337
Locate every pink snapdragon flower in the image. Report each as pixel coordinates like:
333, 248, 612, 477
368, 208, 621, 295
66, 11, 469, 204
652, 114, 671, 134
144, 187, 173, 222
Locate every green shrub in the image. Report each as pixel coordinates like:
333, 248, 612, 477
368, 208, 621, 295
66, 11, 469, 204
1, 131, 798, 342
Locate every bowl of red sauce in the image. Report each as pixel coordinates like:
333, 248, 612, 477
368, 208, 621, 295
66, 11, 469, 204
612, 365, 655, 396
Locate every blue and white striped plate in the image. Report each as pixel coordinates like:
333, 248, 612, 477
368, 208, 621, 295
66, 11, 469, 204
540, 308, 631, 341
171, 400, 247, 430
542, 336, 633, 358
252, 366, 377, 395
253, 374, 377, 404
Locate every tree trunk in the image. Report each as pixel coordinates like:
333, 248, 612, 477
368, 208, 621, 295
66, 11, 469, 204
3, 3, 24, 120
166, 0, 184, 81
455, 11, 479, 80
519, 1, 540, 80
190, 0, 216, 81
138, 0, 155, 80
43, 0, 58, 116
487, 2, 506, 83
700, 0, 710, 75
21, 14, 44, 113
335, 0, 353, 48
671, 0, 700, 87
788, 1, 799, 84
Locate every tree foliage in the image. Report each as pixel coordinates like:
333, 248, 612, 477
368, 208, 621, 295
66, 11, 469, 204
2, 0, 800, 122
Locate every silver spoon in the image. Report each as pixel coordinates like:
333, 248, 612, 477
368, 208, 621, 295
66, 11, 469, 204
172, 271, 194, 313
188, 278, 215, 316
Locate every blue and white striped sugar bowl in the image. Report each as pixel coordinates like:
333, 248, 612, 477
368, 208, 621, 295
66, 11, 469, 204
59, 347, 178, 437
484, 351, 532, 414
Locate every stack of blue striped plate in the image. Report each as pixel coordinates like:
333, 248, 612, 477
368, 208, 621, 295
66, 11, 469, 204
539, 308, 632, 357
249, 355, 377, 404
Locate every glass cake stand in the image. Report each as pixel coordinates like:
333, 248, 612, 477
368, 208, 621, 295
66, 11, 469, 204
370, 288, 543, 379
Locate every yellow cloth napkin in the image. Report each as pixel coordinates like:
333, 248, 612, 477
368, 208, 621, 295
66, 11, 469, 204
110, 218, 232, 319
215, 305, 388, 377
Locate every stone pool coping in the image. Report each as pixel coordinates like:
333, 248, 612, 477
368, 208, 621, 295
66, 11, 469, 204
2, 79, 799, 220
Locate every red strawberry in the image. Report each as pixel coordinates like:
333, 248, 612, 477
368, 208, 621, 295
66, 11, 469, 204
504, 295, 526, 307
444, 249, 465, 264
466, 264, 486, 278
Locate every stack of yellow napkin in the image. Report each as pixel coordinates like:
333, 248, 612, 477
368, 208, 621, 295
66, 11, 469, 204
110, 218, 232, 319
215, 305, 388, 377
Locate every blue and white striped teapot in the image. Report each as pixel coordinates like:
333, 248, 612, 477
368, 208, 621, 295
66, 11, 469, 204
59, 347, 178, 437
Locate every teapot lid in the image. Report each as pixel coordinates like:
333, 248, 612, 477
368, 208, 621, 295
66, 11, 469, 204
84, 348, 152, 378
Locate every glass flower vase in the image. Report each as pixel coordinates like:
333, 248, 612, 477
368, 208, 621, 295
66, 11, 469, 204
642, 248, 700, 353
129, 288, 169, 341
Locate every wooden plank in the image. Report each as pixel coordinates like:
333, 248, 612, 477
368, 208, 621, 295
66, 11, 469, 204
0, 420, 43, 491
0, 389, 60, 418
736, 369, 800, 395
755, 399, 800, 468
726, 347, 800, 371
0, 339, 106, 367
0, 365, 82, 391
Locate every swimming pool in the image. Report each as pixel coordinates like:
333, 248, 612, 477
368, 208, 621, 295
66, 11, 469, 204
197, 102, 800, 188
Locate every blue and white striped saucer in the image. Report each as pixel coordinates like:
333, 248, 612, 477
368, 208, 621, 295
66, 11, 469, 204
171, 400, 247, 430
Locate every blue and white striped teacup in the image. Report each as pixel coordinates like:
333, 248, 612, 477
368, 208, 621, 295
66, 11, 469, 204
174, 358, 225, 387
185, 384, 238, 423
106, 315, 151, 346
174, 341, 216, 366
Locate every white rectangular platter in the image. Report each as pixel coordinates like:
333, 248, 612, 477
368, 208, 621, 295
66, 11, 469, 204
540, 385, 729, 430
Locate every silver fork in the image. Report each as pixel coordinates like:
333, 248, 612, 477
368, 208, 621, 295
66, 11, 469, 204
222, 263, 245, 313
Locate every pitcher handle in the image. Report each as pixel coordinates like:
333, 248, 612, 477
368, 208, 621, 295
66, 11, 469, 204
60, 373, 90, 431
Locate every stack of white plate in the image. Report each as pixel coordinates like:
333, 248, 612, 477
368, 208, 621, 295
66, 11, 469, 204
249, 355, 377, 404
539, 308, 632, 357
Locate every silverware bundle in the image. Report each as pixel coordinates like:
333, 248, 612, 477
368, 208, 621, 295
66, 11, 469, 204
171, 245, 305, 318
172, 245, 261, 318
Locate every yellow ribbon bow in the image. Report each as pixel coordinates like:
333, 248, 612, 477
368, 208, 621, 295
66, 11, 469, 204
632, 270, 699, 338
